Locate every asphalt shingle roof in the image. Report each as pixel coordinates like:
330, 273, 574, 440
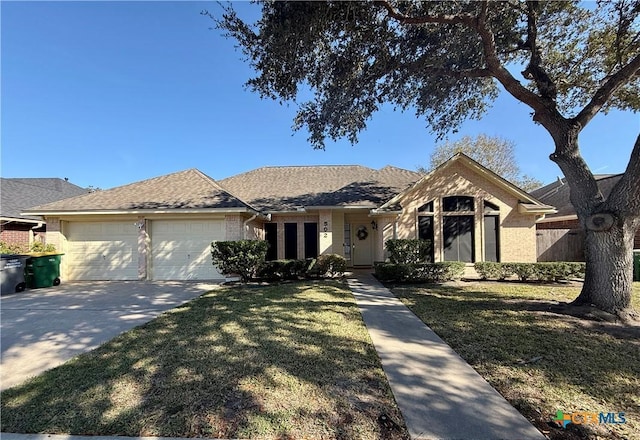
25, 169, 252, 212
219, 165, 422, 211
1, 178, 88, 221
531, 174, 621, 218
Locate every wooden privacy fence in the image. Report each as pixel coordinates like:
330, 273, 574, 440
536, 228, 585, 262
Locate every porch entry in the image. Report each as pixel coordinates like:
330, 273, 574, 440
349, 221, 374, 266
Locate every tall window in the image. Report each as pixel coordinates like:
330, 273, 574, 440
418, 200, 435, 263
265, 223, 278, 261
304, 223, 318, 259
483, 201, 500, 262
343, 223, 351, 260
284, 223, 297, 259
442, 196, 475, 262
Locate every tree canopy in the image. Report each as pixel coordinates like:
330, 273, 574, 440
419, 134, 542, 191
214, 1, 639, 148
214, 0, 640, 318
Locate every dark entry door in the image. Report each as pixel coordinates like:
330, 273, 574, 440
443, 216, 474, 262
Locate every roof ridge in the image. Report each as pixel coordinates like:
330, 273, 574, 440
192, 169, 259, 211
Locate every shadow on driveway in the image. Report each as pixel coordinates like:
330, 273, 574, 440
1, 281, 220, 390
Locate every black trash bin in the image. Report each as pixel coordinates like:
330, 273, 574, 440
1, 254, 28, 295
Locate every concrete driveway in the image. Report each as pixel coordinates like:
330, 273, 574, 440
1, 281, 221, 390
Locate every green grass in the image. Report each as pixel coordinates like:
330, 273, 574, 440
391, 281, 640, 440
1, 281, 408, 440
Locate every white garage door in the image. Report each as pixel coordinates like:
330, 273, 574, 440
66, 222, 139, 280
151, 220, 225, 280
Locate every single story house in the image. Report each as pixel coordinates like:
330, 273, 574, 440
532, 174, 640, 261
1, 178, 88, 248
23, 154, 556, 281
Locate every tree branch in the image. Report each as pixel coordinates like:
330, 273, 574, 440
472, 1, 548, 118
521, 1, 558, 103
574, 52, 640, 128
606, 133, 640, 217
374, 0, 474, 26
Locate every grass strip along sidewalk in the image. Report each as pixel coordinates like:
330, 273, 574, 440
392, 282, 640, 440
1, 281, 409, 440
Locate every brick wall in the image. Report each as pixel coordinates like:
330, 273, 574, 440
0, 226, 30, 246
391, 162, 539, 262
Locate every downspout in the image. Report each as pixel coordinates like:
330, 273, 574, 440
243, 214, 258, 239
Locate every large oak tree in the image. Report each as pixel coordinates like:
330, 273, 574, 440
213, 0, 640, 319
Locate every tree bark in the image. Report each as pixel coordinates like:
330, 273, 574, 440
575, 218, 637, 321
546, 127, 639, 321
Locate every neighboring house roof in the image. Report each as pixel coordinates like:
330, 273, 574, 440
380, 153, 556, 215
1, 178, 88, 223
531, 174, 622, 220
219, 165, 422, 211
23, 169, 255, 214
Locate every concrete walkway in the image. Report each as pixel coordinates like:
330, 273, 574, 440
347, 273, 546, 440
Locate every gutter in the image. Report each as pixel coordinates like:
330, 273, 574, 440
20, 207, 259, 216
243, 214, 258, 239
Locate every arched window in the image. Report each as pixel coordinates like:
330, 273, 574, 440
443, 196, 474, 212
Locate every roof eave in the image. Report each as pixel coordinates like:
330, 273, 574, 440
21, 207, 259, 216
518, 203, 558, 215
1, 216, 45, 225
536, 214, 578, 223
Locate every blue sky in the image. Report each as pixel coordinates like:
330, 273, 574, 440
2, 1, 638, 190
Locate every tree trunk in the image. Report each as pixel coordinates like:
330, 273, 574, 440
573, 216, 637, 321
544, 124, 640, 321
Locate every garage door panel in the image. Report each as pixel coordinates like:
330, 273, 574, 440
151, 220, 224, 280
66, 222, 138, 281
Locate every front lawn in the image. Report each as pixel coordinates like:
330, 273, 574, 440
1, 281, 408, 440
391, 281, 640, 440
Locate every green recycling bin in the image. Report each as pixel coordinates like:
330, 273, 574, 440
633, 251, 640, 282
26, 253, 63, 288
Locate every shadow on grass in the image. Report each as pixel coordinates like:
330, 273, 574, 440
392, 284, 639, 439
1, 281, 408, 440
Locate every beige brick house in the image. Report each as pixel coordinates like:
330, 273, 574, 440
23, 154, 555, 281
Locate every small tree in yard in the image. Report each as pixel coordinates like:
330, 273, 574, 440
211, 240, 268, 282
213, 1, 640, 320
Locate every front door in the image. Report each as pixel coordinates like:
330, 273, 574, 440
351, 223, 373, 266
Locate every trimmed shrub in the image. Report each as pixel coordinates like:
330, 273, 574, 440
211, 240, 268, 282
385, 239, 432, 264
474, 262, 514, 280
374, 262, 414, 282
473, 261, 586, 282
257, 259, 309, 281
316, 254, 347, 278
512, 263, 537, 281
374, 261, 465, 283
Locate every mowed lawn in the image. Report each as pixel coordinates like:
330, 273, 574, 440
392, 281, 640, 440
1, 281, 409, 440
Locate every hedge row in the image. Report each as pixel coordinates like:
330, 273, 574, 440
474, 261, 585, 282
386, 239, 432, 264
211, 240, 346, 282
374, 261, 465, 283
257, 254, 346, 281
